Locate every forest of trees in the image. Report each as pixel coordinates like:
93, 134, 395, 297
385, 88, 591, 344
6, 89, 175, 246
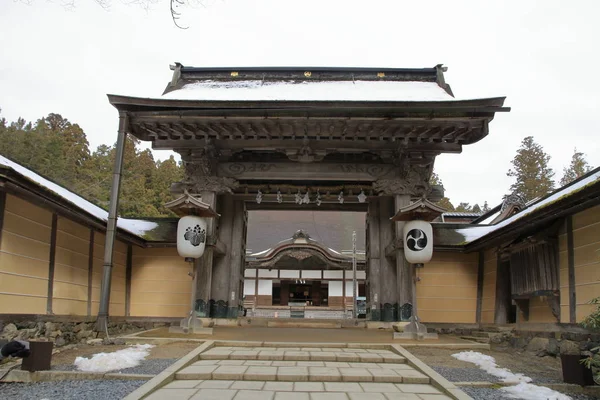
0, 110, 594, 218
0, 111, 182, 217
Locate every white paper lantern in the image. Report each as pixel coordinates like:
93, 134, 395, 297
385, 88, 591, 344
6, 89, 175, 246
177, 216, 208, 259
403, 220, 433, 264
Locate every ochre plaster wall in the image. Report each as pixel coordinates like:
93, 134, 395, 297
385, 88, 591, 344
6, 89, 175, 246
0, 194, 51, 314
130, 247, 191, 317
571, 205, 600, 322
416, 252, 478, 323
52, 217, 90, 315
527, 296, 558, 323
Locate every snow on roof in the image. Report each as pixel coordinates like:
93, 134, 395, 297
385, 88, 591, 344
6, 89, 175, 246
457, 170, 600, 243
162, 80, 456, 102
478, 210, 501, 225
0, 155, 158, 237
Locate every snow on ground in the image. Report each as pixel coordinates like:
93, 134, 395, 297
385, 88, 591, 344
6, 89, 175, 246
452, 351, 571, 400
74, 344, 154, 373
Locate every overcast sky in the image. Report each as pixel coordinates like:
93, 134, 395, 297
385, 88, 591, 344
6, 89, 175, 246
1, 0, 599, 208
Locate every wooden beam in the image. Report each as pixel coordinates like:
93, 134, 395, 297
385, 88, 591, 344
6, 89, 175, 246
476, 250, 484, 323
567, 215, 576, 323
47, 214, 58, 315
126, 244, 133, 317
87, 230, 94, 316
494, 255, 511, 324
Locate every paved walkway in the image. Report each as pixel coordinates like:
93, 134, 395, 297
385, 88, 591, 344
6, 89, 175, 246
143, 346, 455, 399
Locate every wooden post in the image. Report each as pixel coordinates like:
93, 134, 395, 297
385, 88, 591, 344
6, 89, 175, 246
87, 230, 94, 316
47, 214, 58, 315
379, 196, 396, 307
494, 255, 512, 324
196, 191, 217, 310
125, 245, 132, 317
211, 195, 233, 306
394, 195, 412, 310
567, 215, 576, 323
0, 191, 6, 250
366, 199, 381, 320
476, 251, 484, 323
228, 199, 246, 317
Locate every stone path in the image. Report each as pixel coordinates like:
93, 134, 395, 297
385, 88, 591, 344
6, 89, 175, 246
144, 346, 454, 399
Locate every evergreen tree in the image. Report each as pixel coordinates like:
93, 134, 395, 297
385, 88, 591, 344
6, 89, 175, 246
471, 204, 482, 213
455, 202, 472, 212
429, 170, 455, 211
482, 201, 490, 212
506, 136, 555, 202
560, 148, 592, 186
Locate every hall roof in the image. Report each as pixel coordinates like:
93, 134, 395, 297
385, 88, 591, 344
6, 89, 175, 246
107, 64, 509, 155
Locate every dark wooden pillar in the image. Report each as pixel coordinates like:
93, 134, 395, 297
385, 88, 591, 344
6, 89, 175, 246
394, 195, 412, 309
228, 199, 246, 317
566, 215, 577, 323
366, 199, 381, 320
196, 191, 217, 307
494, 255, 512, 324
379, 196, 397, 307
212, 195, 234, 306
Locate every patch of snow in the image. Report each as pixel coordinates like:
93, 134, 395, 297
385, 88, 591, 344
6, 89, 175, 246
456, 170, 600, 243
478, 209, 501, 225
452, 351, 531, 383
452, 351, 570, 400
501, 382, 571, 400
118, 219, 159, 236
0, 155, 158, 237
161, 80, 456, 102
74, 344, 154, 373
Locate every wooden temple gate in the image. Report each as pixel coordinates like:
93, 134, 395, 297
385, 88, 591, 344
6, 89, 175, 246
96, 65, 507, 329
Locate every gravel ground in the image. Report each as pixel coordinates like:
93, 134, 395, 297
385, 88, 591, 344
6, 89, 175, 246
0, 380, 147, 400
52, 358, 177, 375
431, 366, 500, 382
461, 386, 597, 400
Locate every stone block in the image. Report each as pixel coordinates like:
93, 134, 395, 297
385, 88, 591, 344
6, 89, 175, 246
196, 381, 234, 389
358, 354, 383, 363
191, 389, 237, 400
395, 371, 429, 384
394, 384, 440, 394
277, 366, 309, 381
381, 393, 420, 399
323, 382, 363, 392
245, 366, 278, 381
231, 350, 259, 360
274, 393, 309, 400
294, 382, 324, 391
176, 365, 217, 380
310, 393, 349, 400
308, 367, 342, 382
360, 382, 400, 392
367, 368, 402, 383
233, 390, 275, 400
284, 351, 310, 361
231, 381, 266, 390
272, 361, 297, 367
260, 351, 285, 361
212, 366, 248, 380
244, 361, 273, 366
339, 368, 373, 382
382, 354, 406, 364
145, 388, 199, 400
348, 393, 386, 400
336, 353, 360, 362
162, 380, 202, 389
310, 352, 337, 361
264, 382, 294, 391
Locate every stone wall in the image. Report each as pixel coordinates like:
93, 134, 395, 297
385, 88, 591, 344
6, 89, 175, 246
0, 318, 171, 347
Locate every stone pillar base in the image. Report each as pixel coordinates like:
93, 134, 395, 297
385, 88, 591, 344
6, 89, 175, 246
393, 317, 438, 340
169, 316, 213, 335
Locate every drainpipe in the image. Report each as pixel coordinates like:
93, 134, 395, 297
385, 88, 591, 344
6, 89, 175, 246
96, 112, 128, 332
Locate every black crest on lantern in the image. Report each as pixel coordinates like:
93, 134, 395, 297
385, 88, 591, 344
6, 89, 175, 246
184, 224, 206, 247
406, 229, 427, 251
